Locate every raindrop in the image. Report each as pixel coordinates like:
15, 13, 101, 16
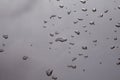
2, 35, 8, 39
84, 55, 88, 58
116, 62, 120, 65
72, 57, 77, 61
82, 46, 88, 50
77, 18, 84, 21
55, 31, 59, 35
80, 0, 86, 4
82, 8, 87, 12
93, 40, 97, 43
99, 13, 103, 18
114, 37, 117, 41
46, 69, 53, 76
92, 8, 97, 12
59, 4, 64, 8
43, 26, 47, 28
49, 42, 53, 44
22, 56, 29, 60
50, 33, 54, 37
0, 49, 4, 52
110, 46, 115, 50
69, 42, 75, 46
78, 53, 83, 56
89, 21, 95, 25
118, 58, 120, 60
55, 37, 67, 42
74, 30, 80, 35
50, 15, 57, 19
99, 62, 102, 64
115, 22, 120, 28
2, 43, 5, 47
118, 5, 120, 9
67, 10, 71, 15
104, 10, 109, 13
58, 16, 62, 19
67, 65, 77, 69
52, 76, 58, 80
82, 25, 87, 28
73, 21, 78, 24
83, 69, 85, 72
43, 20, 47, 24
109, 18, 112, 21
56, 0, 60, 1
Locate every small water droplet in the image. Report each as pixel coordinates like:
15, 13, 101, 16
22, 56, 29, 60
82, 46, 88, 50
46, 69, 53, 76
92, 8, 97, 12
89, 21, 95, 25
2, 35, 8, 39
82, 8, 87, 12
59, 4, 64, 8
67, 65, 77, 69
55, 37, 67, 42
0, 49, 4, 52
80, 0, 86, 4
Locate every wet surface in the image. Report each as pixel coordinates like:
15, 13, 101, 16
0, 0, 120, 80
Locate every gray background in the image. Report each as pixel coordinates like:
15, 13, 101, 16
0, 0, 120, 80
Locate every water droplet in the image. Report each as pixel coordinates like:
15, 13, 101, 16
104, 10, 109, 13
50, 15, 57, 19
109, 18, 112, 21
22, 56, 29, 60
67, 10, 71, 15
2, 43, 5, 47
93, 40, 97, 43
115, 22, 120, 28
49, 42, 53, 44
55, 37, 67, 42
99, 62, 102, 64
59, 4, 64, 8
69, 42, 75, 46
92, 8, 97, 12
73, 21, 78, 24
78, 53, 83, 56
77, 18, 84, 21
80, 0, 86, 4
89, 21, 95, 25
110, 46, 115, 50
46, 69, 53, 76
118, 58, 120, 60
67, 65, 77, 69
58, 16, 62, 19
84, 55, 88, 58
82, 46, 88, 50
43, 20, 47, 24
2, 35, 8, 39
114, 37, 117, 41
50, 33, 54, 37
83, 69, 85, 72
56, 0, 60, 1
52, 76, 58, 80
82, 25, 87, 28
99, 13, 103, 18
72, 57, 77, 61
118, 5, 120, 9
74, 30, 80, 35
82, 8, 87, 12
0, 49, 4, 52
116, 62, 120, 65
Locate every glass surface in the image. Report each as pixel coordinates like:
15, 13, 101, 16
0, 0, 120, 80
